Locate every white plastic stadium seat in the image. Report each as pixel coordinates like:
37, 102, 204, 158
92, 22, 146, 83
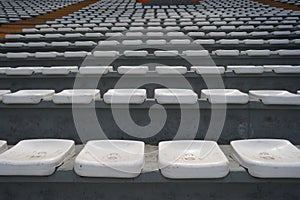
227, 66, 264, 74
79, 66, 113, 75
0, 139, 74, 176
74, 140, 144, 178
104, 89, 146, 104
53, 89, 101, 104
3, 90, 55, 104
154, 89, 198, 104
159, 140, 229, 179
117, 66, 148, 75
249, 90, 300, 105
191, 66, 225, 74
201, 89, 249, 104
155, 66, 187, 74
231, 139, 300, 178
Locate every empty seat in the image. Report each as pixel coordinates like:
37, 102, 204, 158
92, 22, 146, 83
243, 39, 264, 45
28, 42, 48, 47
182, 50, 209, 57
122, 40, 143, 46
277, 50, 300, 56
249, 90, 300, 105
227, 65, 264, 74
270, 65, 300, 73
169, 39, 191, 45
123, 50, 148, 57
146, 39, 167, 45
159, 140, 229, 179
74, 140, 144, 178
146, 32, 163, 37
244, 50, 271, 56
98, 41, 120, 46
5, 67, 36, 75
51, 42, 71, 47
0, 139, 74, 176
218, 39, 240, 45
215, 50, 239, 56
117, 66, 148, 75
42, 66, 78, 75
53, 89, 101, 104
187, 32, 205, 37
201, 89, 249, 104
231, 139, 300, 178
93, 51, 119, 57
3, 90, 54, 104
79, 66, 113, 75
193, 39, 215, 45
74, 41, 96, 47
154, 89, 198, 104
154, 50, 179, 57
104, 89, 146, 104
267, 39, 289, 45
6, 52, 31, 59
155, 66, 187, 74
35, 52, 58, 58
191, 66, 225, 74
64, 51, 88, 58
4, 42, 25, 48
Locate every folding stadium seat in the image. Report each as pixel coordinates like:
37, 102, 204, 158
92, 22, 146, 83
249, 90, 300, 105
159, 141, 229, 179
207, 32, 226, 37
52, 89, 101, 104
125, 32, 143, 37
35, 52, 59, 58
264, 65, 300, 73
277, 49, 300, 56
231, 139, 300, 178
214, 50, 240, 56
42, 66, 78, 75
155, 66, 187, 74
154, 89, 198, 104
74, 41, 97, 47
3, 42, 25, 48
5, 67, 43, 75
170, 39, 191, 45
6, 52, 31, 59
27, 42, 48, 47
191, 66, 225, 74
182, 50, 209, 57
79, 66, 113, 75
117, 66, 149, 74
154, 50, 179, 57
45, 34, 63, 39
0, 139, 74, 176
243, 39, 265, 45
104, 89, 147, 104
193, 39, 215, 45
64, 51, 88, 58
124, 50, 148, 57
201, 89, 249, 104
226, 65, 264, 74
218, 39, 240, 45
122, 40, 143, 46
93, 51, 119, 57
244, 50, 271, 56
3, 90, 54, 104
98, 41, 120, 46
146, 39, 167, 45
74, 140, 144, 178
